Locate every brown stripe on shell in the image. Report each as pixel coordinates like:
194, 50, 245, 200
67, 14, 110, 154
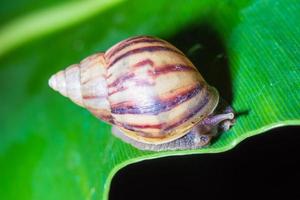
108, 87, 128, 96
105, 36, 150, 59
124, 35, 156, 42
82, 94, 107, 99
151, 64, 196, 77
106, 36, 167, 60
107, 45, 184, 69
114, 121, 165, 138
165, 91, 209, 131
108, 60, 195, 95
106, 73, 112, 79
133, 59, 196, 77
107, 36, 155, 57
91, 110, 114, 123
111, 83, 202, 115
81, 73, 104, 85
122, 123, 164, 130
108, 78, 154, 96
108, 73, 135, 88
133, 58, 154, 67
117, 88, 210, 138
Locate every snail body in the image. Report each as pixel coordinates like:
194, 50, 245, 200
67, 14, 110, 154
49, 36, 235, 151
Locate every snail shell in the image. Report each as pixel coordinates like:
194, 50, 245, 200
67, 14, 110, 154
49, 36, 231, 150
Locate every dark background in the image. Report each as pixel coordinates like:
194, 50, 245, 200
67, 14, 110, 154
110, 126, 300, 199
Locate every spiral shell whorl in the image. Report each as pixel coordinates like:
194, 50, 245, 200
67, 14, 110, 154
49, 53, 112, 123
49, 64, 83, 106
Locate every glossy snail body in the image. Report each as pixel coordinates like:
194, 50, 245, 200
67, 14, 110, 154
49, 36, 235, 151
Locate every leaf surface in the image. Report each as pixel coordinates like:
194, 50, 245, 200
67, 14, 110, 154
0, 0, 299, 199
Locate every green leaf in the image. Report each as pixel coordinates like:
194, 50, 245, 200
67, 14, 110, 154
0, 0, 299, 199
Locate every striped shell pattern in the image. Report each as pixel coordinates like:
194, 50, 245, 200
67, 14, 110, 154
49, 36, 219, 145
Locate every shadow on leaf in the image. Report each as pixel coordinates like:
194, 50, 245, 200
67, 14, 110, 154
168, 23, 233, 104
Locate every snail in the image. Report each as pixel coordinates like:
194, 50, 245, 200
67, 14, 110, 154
49, 36, 235, 151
